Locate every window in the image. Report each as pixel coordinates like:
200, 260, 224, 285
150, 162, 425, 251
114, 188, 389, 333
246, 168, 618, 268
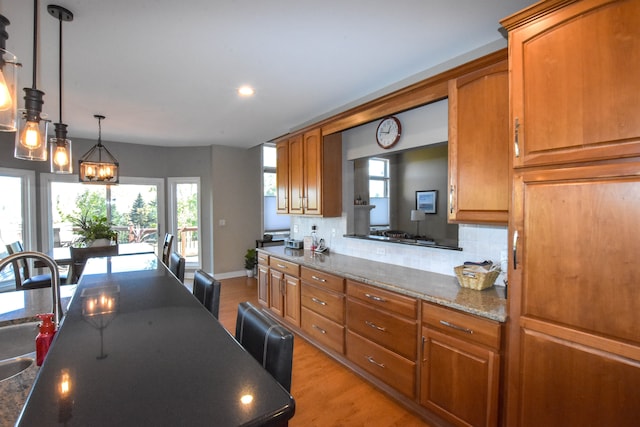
263, 144, 290, 234
168, 177, 201, 268
0, 168, 36, 291
369, 158, 390, 227
41, 174, 165, 254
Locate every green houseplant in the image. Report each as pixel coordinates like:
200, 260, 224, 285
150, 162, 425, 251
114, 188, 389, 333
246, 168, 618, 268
70, 212, 116, 247
244, 248, 257, 277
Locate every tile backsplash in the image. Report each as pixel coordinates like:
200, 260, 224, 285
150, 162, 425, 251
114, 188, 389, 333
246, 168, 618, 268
289, 216, 508, 286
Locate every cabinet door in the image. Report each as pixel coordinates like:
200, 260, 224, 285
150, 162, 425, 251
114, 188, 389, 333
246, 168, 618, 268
303, 128, 322, 215
283, 274, 300, 326
421, 327, 499, 427
257, 264, 269, 306
269, 269, 284, 317
507, 162, 640, 426
288, 134, 304, 214
508, 0, 640, 167
448, 59, 509, 224
275, 140, 289, 214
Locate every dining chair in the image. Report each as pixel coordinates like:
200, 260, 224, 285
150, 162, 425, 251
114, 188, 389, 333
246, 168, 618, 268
161, 233, 174, 265
192, 269, 221, 319
69, 244, 118, 283
5, 241, 68, 290
168, 251, 185, 283
235, 301, 294, 392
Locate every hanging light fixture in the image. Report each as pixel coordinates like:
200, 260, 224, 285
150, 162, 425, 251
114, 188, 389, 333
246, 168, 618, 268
48, 4, 73, 174
15, 0, 49, 161
78, 115, 119, 184
0, 14, 19, 131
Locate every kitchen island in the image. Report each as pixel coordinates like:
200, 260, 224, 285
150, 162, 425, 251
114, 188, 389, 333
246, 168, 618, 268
16, 253, 295, 426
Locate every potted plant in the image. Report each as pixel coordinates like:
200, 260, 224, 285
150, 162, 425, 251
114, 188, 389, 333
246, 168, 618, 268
69, 212, 116, 247
244, 248, 257, 277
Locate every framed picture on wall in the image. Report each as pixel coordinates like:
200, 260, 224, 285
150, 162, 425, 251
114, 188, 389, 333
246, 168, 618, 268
416, 190, 437, 214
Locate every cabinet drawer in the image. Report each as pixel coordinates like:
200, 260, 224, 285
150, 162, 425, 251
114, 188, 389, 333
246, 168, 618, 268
301, 283, 344, 324
301, 307, 344, 354
346, 330, 416, 398
347, 280, 417, 318
257, 251, 269, 266
422, 301, 501, 351
269, 257, 300, 276
347, 298, 417, 360
301, 266, 344, 293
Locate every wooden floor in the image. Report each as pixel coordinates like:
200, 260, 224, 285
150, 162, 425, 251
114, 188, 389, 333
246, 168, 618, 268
217, 276, 432, 427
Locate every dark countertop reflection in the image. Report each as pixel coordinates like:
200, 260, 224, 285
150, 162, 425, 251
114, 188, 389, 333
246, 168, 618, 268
16, 253, 294, 427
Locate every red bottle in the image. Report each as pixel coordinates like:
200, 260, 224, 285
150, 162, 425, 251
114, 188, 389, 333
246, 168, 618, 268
36, 313, 56, 366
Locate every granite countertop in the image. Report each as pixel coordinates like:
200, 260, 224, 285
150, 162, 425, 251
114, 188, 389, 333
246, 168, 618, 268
259, 247, 507, 322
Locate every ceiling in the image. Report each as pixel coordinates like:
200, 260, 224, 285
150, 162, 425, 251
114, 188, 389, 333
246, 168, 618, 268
1, 0, 537, 149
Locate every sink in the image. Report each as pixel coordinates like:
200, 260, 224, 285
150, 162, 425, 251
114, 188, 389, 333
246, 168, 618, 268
0, 322, 39, 361
0, 357, 34, 382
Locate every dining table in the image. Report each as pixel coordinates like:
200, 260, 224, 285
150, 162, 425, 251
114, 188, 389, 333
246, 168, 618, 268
16, 253, 295, 426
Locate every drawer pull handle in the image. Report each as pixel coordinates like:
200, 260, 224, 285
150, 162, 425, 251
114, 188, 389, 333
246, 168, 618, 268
365, 320, 386, 332
439, 320, 473, 334
276, 264, 287, 269
311, 275, 327, 283
312, 324, 327, 334
364, 293, 387, 303
311, 297, 327, 306
366, 356, 385, 368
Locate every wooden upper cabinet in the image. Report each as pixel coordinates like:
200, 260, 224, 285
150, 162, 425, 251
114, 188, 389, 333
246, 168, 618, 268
504, 0, 640, 168
448, 59, 509, 224
275, 140, 289, 214
288, 134, 305, 215
276, 128, 342, 217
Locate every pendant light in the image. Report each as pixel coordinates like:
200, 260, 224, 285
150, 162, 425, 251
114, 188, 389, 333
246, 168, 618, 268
78, 115, 119, 184
15, 0, 48, 161
48, 5, 73, 174
0, 14, 19, 131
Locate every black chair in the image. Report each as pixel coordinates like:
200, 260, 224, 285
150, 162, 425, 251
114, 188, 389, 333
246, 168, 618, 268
6, 241, 68, 290
192, 269, 221, 319
168, 251, 185, 283
162, 233, 174, 265
235, 301, 294, 392
69, 245, 118, 283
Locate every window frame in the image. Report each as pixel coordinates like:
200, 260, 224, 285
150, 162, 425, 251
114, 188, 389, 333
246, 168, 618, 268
168, 176, 202, 269
0, 167, 36, 250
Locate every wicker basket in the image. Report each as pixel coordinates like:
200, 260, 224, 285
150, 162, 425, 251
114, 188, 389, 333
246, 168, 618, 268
454, 265, 500, 290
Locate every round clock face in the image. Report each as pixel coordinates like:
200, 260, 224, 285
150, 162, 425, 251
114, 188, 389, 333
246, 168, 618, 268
376, 116, 401, 149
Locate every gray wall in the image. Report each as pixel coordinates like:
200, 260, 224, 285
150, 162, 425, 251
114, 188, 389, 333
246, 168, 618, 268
0, 131, 261, 276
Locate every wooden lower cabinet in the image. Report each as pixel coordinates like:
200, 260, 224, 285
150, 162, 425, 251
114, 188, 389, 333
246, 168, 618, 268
300, 267, 345, 354
346, 280, 418, 399
268, 257, 301, 327
346, 330, 416, 398
257, 264, 269, 306
420, 302, 501, 427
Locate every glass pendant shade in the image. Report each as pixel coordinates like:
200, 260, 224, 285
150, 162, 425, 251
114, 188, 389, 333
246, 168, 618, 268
15, 106, 49, 161
50, 124, 72, 174
0, 15, 18, 131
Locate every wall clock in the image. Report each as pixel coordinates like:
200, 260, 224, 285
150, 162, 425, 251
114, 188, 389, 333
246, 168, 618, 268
376, 116, 401, 149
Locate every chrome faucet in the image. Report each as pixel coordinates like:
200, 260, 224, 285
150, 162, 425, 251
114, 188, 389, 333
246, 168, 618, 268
0, 251, 64, 329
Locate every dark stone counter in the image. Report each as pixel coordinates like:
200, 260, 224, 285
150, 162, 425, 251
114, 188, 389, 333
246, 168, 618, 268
16, 254, 294, 426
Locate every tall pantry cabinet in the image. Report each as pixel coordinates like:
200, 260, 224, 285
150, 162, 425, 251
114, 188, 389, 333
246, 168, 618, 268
501, 1, 640, 426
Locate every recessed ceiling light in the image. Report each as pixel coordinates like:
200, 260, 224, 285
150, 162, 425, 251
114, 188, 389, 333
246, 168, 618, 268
238, 86, 255, 96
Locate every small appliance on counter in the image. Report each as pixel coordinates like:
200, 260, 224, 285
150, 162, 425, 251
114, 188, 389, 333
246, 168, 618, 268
284, 238, 304, 249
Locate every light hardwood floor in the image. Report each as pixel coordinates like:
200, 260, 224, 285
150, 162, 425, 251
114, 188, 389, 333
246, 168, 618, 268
216, 276, 432, 427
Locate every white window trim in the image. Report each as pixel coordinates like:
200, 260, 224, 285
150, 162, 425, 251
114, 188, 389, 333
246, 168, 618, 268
168, 177, 202, 269
40, 173, 165, 254
0, 167, 36, 250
